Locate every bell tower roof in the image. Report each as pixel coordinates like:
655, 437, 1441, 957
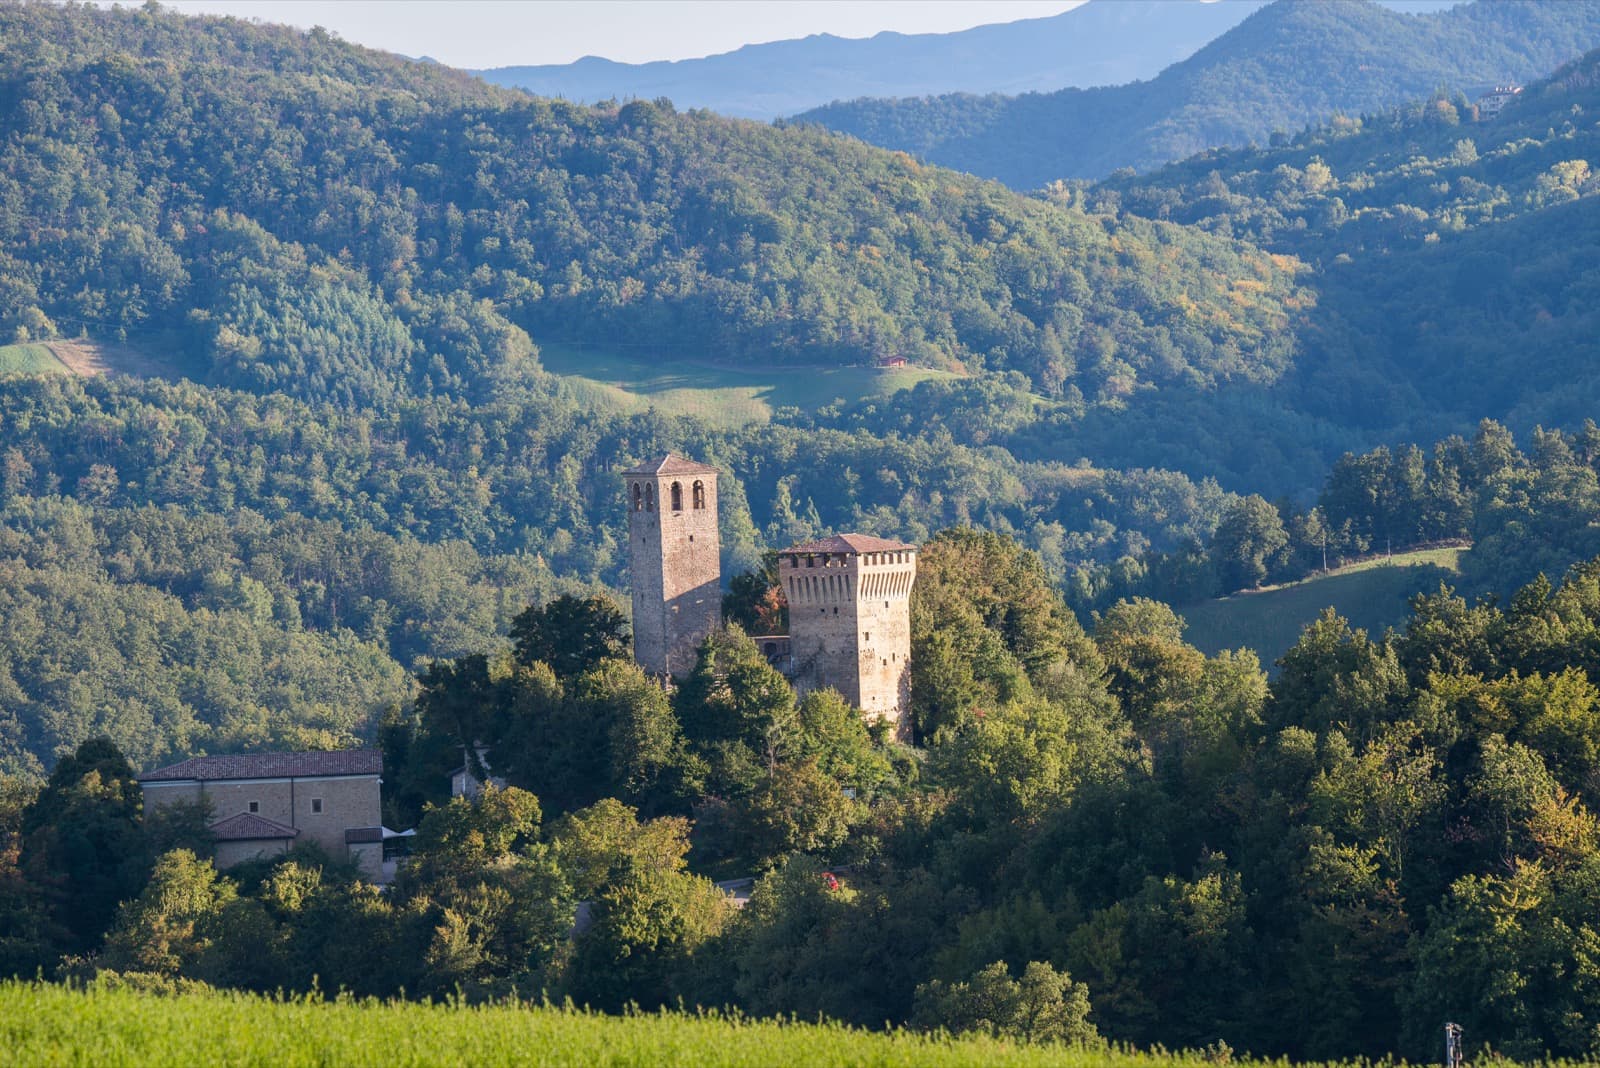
622, 453, 720, 478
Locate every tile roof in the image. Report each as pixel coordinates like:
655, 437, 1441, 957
780, 533, 918, 555
621, 453, 720, 477
139, 749, 382, 783
209, 812, 299, 842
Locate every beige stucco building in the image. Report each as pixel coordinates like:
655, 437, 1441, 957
779, 533, 918, 739
138, 750, 387, 881
624, 453, 722, 679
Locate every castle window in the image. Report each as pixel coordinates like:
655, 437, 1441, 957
806, 556, 815, 568
864, 632, 871, 642
632, 483, 642, 511
671, 482, 683, 512
693, 481, 705, 509
645, 484, 655, 511
248, 801, 259, 814
311, 798, 323, 815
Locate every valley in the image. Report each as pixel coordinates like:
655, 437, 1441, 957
2, 0, 1600, 1063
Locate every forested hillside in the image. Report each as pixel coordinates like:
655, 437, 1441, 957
1084, 44, 1600, 465
0, 1, 1302, 401
16, 533, 1600, 1062
796, 0, 1600, 186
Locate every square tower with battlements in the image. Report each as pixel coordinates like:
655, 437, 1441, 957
779, 533, 917, 739
624, 454, 722, 679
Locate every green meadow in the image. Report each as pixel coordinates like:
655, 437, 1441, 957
2, 980, 1522, 1068
538, 343, 955, 428
0, 342, 69, 376
1180, 547, 1467, 666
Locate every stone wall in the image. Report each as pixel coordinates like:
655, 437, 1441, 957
143, 773, 382, 858
781, 547, 916, 739
627, 469, 721, 678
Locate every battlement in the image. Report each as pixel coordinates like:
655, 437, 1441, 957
778, 533, 917, 739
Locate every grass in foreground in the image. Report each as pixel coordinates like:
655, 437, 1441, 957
539, 343, 955, 428
0, 981, 1290, 1068
0, 342, 70, 376
1181, 547, 1467, 666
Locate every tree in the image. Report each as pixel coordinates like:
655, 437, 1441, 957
397, 786, 574, 997
1210, 494, 1290, 592
912, 960, 1100, 1046
510, 594, 630, 679
19, 737, 148, 955
99, 849, 236, 976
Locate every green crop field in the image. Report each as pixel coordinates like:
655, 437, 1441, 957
0, 981, 1341, 1068
1180, 547, 1468, 667
538, 343, 956, 429
0, 342, 69, 376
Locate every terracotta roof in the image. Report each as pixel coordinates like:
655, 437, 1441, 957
621, 453, 719, 477
780, 533, 918, 555
209, 812, 299, 842
139, 750, 382, 783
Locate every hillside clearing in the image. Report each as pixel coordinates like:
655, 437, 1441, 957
0, 338, 179, 380
0, 342, 69, 376
538, 343, 957, 428
1180, 547, 1467, 666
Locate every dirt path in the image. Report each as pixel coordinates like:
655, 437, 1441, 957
44, 338, 179, 379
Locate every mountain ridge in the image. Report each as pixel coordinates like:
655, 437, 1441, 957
795, 0, 1600, 186
478, 0, 1273, 121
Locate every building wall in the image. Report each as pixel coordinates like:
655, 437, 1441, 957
781, 548, 916, 739
215, 838, 291, 869
628, 471, 721, 678
347, 841, 384, 882
142, 773, 382, 858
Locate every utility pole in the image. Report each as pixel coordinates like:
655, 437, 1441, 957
1444, 1022, 1464, 1067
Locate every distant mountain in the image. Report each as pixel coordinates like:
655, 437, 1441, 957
794, 0, 1600, 186
478, 0, 1271, 121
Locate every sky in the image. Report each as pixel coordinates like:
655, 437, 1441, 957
115, 1, 1088, 68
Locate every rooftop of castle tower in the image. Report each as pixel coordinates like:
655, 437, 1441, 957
781, 533, 918, 555
622, 453, 720, 477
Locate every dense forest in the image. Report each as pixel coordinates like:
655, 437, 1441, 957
0, 1, 1302, 402
0, 1, 1596, 776
7, 1, 1600, 1063
796, 0, 1600, 186
13, 530, 1600, 1063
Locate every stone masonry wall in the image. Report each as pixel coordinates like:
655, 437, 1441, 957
628, 471, 721, 678
782, 548, 916, 739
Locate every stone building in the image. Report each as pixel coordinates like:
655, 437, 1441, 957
138, 750, 387, 880
624, 453, 722, 679
779, 533, 918, 739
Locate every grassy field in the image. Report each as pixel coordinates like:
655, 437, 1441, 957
1180, 547, 1467, 667
539, 343, 956, 429
0, 342, 70, 376
0, 981, 1342, 1068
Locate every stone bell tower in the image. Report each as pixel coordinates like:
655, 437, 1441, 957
624, 454, 721, 679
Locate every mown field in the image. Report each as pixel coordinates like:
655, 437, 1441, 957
539, 343, 955, 428
0, 981, 1303, 1068
1180, 547, 1467, 666
0, 342, 69, 376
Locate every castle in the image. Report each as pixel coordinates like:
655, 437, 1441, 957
624, 453, 917, 738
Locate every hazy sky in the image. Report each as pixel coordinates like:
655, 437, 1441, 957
118, 1, 1088, 67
